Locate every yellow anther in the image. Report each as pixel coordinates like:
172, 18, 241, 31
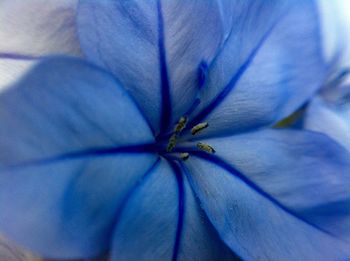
166, 134, 177, 152
174, 116, 188, 133
180, 152, 190, 161
197, 142, 215, 154
191, 122, 209, 135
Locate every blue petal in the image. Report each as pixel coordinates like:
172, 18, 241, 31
77, 0, 225, 134
0, 0, 81, 56
0, 57, 154, 165
318, 0, 350, 64
0, 57, 158, 258
0, 0, 82, 91
0, 154, 157, 259
305, 96, 350, 151
184, 129, 350, 260
187, 0, 326, 138
111, 160, 238, 261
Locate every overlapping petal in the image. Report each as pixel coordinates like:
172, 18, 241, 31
0, 57, 158, 258
0, 59, 38, 92
305, 96, 350, 151
77, 0, 225, 133
111, 160, 238, 261
0, 0, 83, 91
186, 0, 326, 138
0, 0, 81, 56
184, 129, 350, 259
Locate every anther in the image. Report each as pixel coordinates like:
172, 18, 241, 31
166, 134, 177, 152
197, 142, 215, 153
180, 152, 190, 161
191, 122, 209, 135
174, 116, 187, 133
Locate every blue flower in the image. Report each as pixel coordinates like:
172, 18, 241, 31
1, 1, 350, 260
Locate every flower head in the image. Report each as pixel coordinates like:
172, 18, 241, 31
1, 1, 350, 260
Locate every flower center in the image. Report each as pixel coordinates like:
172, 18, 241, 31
161, 116, 215, 161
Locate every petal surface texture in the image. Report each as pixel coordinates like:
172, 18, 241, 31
0, 0, 81, 56
111, 160, 239, 261
77, 0, 224, 133
0, 0, 83, 90
0, 57, 158, 259
305, 97, 350, 152
187, 0, 326, 138
184, 129, 350, 260
78, 0, 326, 136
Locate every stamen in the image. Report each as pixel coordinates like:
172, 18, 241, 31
174, 116, 187, 133
197, 142, 215, 153
167, 134, 177, 152
191, 122, 209, 135
180, 152, 190, 161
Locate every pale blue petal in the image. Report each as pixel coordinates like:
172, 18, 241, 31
0, 0, 82, 56
0, 57, 158, 258
0, 57, 154, 166
187, 0, 326, 138
184, 129, 350, 260
77, 0, 225, 133
0, 0, 83, 92
305, 96, 350, 151
0, 154, 157, 259
111, 160, 238, 261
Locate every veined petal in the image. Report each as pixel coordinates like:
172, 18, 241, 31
0, 57, 154, 166
111, 160, 238, 261
0, 0, 82, 56
0, 154, 157, 259
0, 0, 83, 90
187, 0, 326, 138
184, 129, 350, 260
0, 57, 158, 258
77, 0, 224, 134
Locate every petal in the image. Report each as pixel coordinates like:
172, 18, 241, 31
186, 0, 326, 138
318, 0, 350, 64
0, 235, 37, 260
0, 0, 83, 93
184, 129, 350, 260
0, 57, 154, 165
0, 154, 157, 259
0, 57, 158, 258
111, 160, 238, 261
305, 97, 350, 151
0, 0, 82, 56
77, 0, 224, 134
0, 58, 38, 92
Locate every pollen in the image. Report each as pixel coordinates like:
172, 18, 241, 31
174, 116, 187, 133
197, 142, 215, 153
191, 122, 209, 135
166, 133, 177, 152
180, 152, 190, 160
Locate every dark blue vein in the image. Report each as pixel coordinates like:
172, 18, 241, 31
169, 161, 185, 261
157, 0, 172, 135
111, 158, 161, 235
191, 151, 338, 239
188, 20, 279, 128
0, 52, 41, 60
179, 163, 243, 261
3, 143, 157, 171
